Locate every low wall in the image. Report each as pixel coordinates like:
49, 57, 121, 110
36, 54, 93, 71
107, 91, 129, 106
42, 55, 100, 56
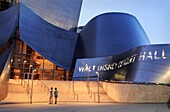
102, 82, 170, 103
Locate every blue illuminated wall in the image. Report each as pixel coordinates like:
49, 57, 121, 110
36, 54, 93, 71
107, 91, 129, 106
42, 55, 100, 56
0, 4, 19, 48
20, 0, 82, 31
19, 4, 78, 71
73, 44, 170, 84
74, 13, 150, 59
19, 3, 152, 71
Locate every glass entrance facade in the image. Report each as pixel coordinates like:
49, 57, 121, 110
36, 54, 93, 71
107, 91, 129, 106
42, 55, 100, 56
11, 36, 72, 80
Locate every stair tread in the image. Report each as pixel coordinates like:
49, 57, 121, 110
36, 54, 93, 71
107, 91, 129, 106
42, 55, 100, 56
3, 79, 116, 103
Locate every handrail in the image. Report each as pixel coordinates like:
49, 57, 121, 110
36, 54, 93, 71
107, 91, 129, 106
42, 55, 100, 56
74, 92, 78, 102
37, 80, 50, 94
72, 81, 79, 102
23, 80, 30, 93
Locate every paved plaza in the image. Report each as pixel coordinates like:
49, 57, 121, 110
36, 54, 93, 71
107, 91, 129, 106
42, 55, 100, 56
0, 103, 170, 112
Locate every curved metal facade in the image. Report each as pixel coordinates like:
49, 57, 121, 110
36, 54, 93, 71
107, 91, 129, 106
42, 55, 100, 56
73, 44, 170, 84
19, 6, 151, 71
0, 4, 18, 100
0, 44, 14, 100
75, 13, 150, 59
20, 0, 82, 30
0, 4, 19, 48
19, 4, 78, 71
1, 3, 170, 90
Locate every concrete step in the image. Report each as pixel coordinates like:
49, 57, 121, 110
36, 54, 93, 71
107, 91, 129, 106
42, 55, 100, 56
2, 80, 29, 103
41, 80, 115, 103
2, 79, 116, 103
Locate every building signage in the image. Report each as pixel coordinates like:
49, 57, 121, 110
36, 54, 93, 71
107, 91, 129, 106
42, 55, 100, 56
73, 44, 170, 84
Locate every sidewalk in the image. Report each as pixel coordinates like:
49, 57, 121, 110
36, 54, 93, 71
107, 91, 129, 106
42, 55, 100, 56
0, 103, 170, 112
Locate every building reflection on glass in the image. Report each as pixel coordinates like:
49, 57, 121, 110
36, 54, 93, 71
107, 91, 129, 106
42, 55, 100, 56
11, 37, 71, 81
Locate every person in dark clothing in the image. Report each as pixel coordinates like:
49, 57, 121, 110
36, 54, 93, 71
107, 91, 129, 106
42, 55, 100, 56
54, 88, 58, 104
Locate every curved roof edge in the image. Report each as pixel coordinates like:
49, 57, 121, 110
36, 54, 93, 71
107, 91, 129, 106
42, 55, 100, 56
81, 12, 137, 30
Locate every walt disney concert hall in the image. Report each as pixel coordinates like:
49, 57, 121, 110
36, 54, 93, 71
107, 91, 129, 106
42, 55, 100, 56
0, 0, 170, 103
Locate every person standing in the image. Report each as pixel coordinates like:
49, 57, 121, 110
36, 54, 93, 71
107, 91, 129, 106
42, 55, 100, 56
49, 87, 53, 104
54, 88, 58, 104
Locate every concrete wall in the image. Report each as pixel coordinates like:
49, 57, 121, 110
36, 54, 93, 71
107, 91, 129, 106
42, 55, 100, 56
102, 82, 170, 103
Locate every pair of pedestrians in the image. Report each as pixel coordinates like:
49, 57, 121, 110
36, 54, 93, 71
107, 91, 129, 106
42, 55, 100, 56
49, 87, 58, 104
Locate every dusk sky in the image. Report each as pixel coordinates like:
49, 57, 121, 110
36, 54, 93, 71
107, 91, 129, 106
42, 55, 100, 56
78, 0, 170, 44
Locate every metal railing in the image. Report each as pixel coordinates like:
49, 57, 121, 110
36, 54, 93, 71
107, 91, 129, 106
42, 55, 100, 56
72, 76, 102, 103
37, 80, 50, 95
72, 80, 78, 102
23, 80, 30, 94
